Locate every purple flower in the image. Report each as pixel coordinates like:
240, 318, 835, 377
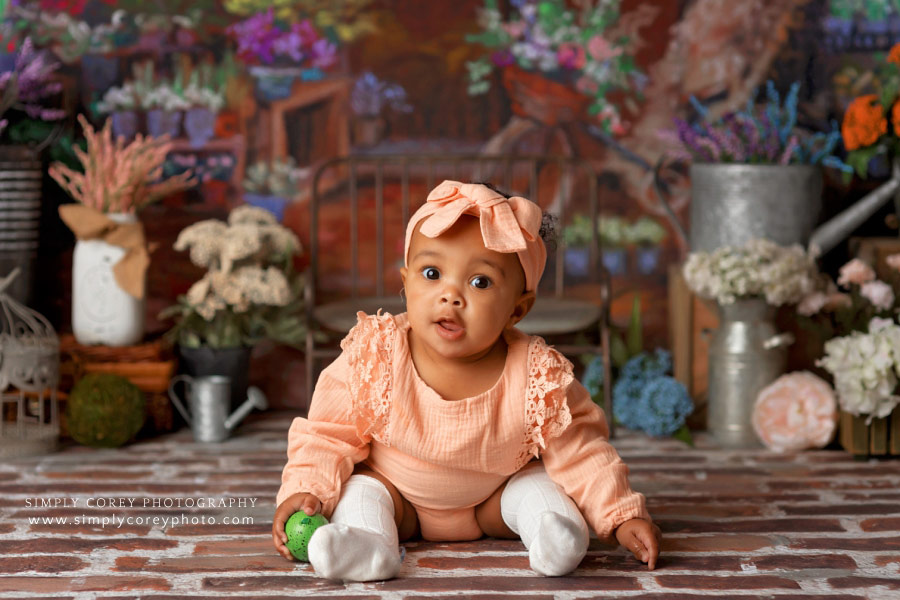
491, 49, 515, 67
310, 38, 337, 69
0, 37, 65, 124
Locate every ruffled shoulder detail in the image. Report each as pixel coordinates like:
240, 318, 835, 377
340, 310, 396, 445
515, 336, 574, 469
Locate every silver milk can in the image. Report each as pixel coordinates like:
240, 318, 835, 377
706, 298, 794, 448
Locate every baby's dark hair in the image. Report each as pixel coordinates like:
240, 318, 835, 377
474, 181, 558, 249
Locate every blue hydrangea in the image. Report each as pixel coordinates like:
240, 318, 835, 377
612, 375, 646, 429
631, 376, 693, 437
581, 355, 605, 401
618, 349, 672, 382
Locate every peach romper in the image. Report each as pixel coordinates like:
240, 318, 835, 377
277, 311, 651, 542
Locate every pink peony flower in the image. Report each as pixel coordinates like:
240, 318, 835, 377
860, 280, 895, 310
556, 43, 586, 69
587, 35, 622, 62
887, 253, 900, 271
837, 258, 875, 287
752, 371, 838, 453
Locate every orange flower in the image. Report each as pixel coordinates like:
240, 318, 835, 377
889, 43, 900, 65
892, 101, 900, 137
842, 94, 887, 151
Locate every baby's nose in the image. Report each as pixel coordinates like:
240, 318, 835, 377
440, 286, 464, 307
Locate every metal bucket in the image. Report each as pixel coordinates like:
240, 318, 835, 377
689, 164, 823, 251
707, 298, 792, 448
0, 146, 42, 305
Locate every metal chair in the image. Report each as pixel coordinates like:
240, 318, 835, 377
305, 154, 614, 434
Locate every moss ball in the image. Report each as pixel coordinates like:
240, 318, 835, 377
66, 373, 146, 448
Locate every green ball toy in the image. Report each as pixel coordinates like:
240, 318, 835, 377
285, 512, 328, 561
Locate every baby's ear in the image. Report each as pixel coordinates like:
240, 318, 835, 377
400, 267, 408, 286
507, 291, 536, 329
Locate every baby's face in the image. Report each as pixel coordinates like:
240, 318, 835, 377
401, 215, 532, 363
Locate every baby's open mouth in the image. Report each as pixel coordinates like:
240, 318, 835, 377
437, 319, 462, 332
435, 318, 465, 340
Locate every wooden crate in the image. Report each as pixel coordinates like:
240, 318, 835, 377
667, 263, 719, 429
839, 410, 900, 457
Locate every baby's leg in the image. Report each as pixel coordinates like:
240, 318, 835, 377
499, 462, 590, 576
308, 468, 407, 582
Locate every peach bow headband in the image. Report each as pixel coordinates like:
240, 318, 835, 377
404, 181, 546, 292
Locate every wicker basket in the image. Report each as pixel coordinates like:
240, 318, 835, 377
501, 65, 591, 126
838, 410, 900, 457
58, 334, 178, 438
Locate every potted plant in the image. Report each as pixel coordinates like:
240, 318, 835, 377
663, 80, 850, 253
48, 114, 195, 346
625, 217, 667, 275
159, 204, 308, 409
799, 255, 900, 456
349, 71, 412, 147
683, 238, 818, 447
465, 0, 653, 133
131, 60, 189, 139
226, 8, 338, 101
182, 80, 224, 147
598, 215, 629, 276
0, 36, 66, 303
96, 83, 139, 141
242, 157, 307, 222
561, 214, 595, 278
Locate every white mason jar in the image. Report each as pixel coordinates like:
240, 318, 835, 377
72, 212, 145, 346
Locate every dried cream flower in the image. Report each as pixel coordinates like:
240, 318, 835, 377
229, 205, 278, 226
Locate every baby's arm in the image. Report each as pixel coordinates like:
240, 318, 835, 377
273, 353, 371, 559
540, 380, 658, 564
272, 492, 323, 561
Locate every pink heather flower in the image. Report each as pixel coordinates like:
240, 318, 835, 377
556, 43, 585, 69
587, 35, 622, 62
886, 253, 900, 271
837, 258, 876, 288
861, 280, 895, 310
797, 291, 827, 316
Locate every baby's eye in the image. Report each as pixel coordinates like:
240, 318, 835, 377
470, 275, 492, 289
421, 267, 440, 280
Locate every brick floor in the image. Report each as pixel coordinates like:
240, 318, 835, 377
2, 410, 899, 599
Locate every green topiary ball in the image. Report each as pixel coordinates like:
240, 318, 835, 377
285, 512, 328, 561
66, 373, 146, 448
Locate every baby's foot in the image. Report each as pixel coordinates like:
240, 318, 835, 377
307, 523, 402, 582
528, 511, 589, 576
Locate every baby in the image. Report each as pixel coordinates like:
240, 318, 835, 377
273, 181, 660, 581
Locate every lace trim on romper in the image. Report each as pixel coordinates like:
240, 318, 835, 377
515, 336, 574, 469
341, 310, 395, 446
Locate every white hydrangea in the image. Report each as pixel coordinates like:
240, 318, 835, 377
683, 238, 816, 306
818, 323, 900, 423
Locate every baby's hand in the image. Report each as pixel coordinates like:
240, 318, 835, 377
615, 518, 662, 570
272, 492, 322, 561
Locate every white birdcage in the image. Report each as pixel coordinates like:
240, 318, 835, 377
0, 268, 60, 458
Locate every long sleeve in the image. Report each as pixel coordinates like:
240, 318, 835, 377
541, 379, 651, 542
276, 351, 371, 516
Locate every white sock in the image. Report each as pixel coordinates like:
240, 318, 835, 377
307, 474, 402, 582
500, 464, 590, 576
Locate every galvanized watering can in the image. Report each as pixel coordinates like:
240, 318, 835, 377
168, 375, 268, 442
688, 161, 900, 254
